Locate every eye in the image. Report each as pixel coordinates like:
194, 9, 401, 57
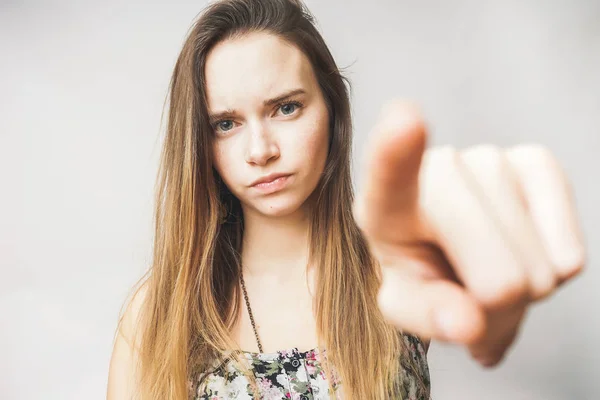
277, 101, 303, 116
214, 120, 235, 132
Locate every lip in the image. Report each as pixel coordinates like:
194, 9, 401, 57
250, 173, 292, 193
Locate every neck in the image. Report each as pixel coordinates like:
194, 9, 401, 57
241, 204, 311, 277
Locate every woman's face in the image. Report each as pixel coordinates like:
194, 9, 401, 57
205, 32, 330, 219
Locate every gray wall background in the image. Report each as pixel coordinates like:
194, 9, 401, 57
1, 0, 598, 399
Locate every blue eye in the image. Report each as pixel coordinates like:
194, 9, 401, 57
278, 101, 303, 116
280, 103, 297, 115
216, 120, 234, 131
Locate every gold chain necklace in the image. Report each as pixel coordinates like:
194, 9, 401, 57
239, 272, 264, 353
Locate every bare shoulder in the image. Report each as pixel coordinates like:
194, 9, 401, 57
106, 279, 151, 399
118, 279, 151, 348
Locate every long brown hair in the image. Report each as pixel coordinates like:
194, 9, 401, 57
119, 0, 414, 398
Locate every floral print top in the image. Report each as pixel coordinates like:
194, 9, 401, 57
189, 334, 430, 399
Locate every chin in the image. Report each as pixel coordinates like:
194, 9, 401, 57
251, 196, 309, 219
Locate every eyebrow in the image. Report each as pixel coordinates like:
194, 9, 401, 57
208, 88, 306, 123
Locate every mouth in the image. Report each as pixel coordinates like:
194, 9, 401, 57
250, 174, 292, 193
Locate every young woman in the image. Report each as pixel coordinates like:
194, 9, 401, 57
107, 0, 586, 399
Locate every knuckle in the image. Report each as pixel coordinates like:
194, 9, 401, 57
421, 145, 459, 189
427, 145, 459, 163
423, 145, 460, 179
509, 144, 556, 167
464, 144, 504, 156
460, 144, 506, 177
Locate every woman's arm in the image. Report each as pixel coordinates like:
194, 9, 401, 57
106, 283, 148, 399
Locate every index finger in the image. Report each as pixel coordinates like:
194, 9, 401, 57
353, 101, 429, 244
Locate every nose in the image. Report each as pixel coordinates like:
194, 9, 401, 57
244, 120, 280, 166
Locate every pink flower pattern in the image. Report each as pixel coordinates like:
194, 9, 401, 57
189, 334, 430, 399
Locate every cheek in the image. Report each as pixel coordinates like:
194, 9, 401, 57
212, 142, 237, 187
298, 111, 329, 167
302, 134, 327, 167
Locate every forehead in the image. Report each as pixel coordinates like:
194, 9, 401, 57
204, 32, 315, 109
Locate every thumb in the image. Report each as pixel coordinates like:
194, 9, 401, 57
354, 101, 428, 244
378, 262, 487, 344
